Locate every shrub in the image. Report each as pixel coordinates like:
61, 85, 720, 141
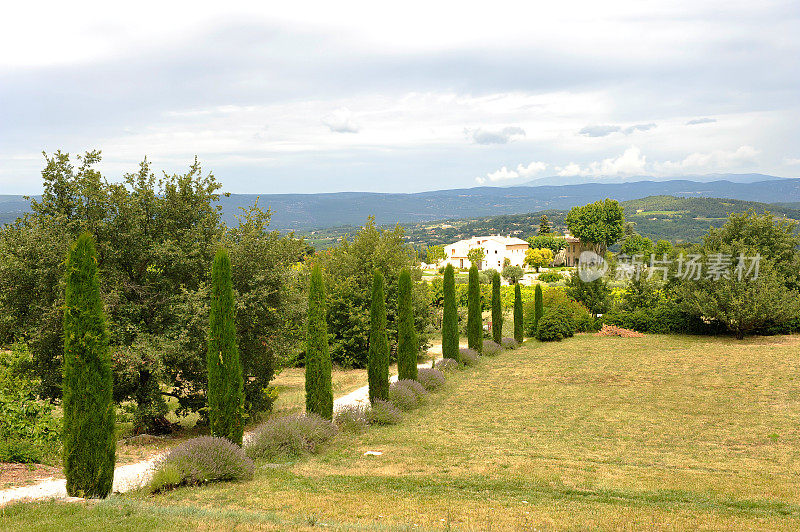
416, 368, 445, 391
334, 404, 369, 433
538, 271, 564, 283
535, 308, 576, 341
62, 232, 116, 498
389, 380, 425, 411
523, 287, 592, 337
441, 264, 460, 363
0, 439, 42, 464
500, 337, 519, 349
368, 270, 390, 403
246, 413, 338, 460
435, 358, 460, 373
368, 399, 402, 425
208, 247, 245, 445
306, 264, 333, 419
397, 269, 419, 381
149, 436, 254, 493
458, 348, 480, 367
467, 266, 482, 353
482, 340, 502, 356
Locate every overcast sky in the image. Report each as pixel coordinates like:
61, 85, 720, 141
1, 0, 799, 194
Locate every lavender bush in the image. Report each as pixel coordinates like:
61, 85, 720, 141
416, 368, 445, 391
368, 399, 402, 425
435, 358, 460, 373
482, 340, 502, 356
388, 381, 421, 411
334, 404, 370, 433
458, 348, 480, 367
501, 337, 519, 349
245, 413, 338, 460
149, 436, 254, 493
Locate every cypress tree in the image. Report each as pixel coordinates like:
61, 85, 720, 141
397, 269, 418, 381
467, 265, 482, 353
441, 264, 460, 363
368, 270, 390, 403
514, 283, 524, 343
305, 264, 333, 419
62, 232, 115, 498
491, 272, 503, 343
534, 283, 544, 332
208, 247, 244, 445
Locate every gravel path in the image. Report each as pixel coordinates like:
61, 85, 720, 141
0, 346, 449, 507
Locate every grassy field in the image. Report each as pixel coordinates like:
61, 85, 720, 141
4, 334, 800, 530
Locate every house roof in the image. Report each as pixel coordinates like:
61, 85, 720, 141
446, 235, 529, 248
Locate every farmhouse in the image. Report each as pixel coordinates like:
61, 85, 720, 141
443, 235, 529, 270
554, 232, 594, 267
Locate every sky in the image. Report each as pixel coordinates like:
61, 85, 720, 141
1, 0, 799, 194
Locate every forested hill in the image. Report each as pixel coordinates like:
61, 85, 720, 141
3, 177, 799, 231
303, 195, 800, 249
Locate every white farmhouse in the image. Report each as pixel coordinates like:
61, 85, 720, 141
442, 235, 529, 270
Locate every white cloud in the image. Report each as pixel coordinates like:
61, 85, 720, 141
467, 126, 526, 145
475, 160, 547, 184
578, 124, 621, 137
516, 161, 548, 177
784, 157, 800, 165
556, 146, 647, 176
656, 145, 760, 173
622, 123, 656, 134
322, 108, 360, 133
686, 117, 717, 125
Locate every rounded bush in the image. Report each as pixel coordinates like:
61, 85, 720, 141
396, 379, 427, 399
500, 337, 519, 349
458, 348, 480, 367
368, 399, 402, 425
535, 308, 576, 341
416, 368, 445, 391
538, 271, 564, 283
435, 358, 460, 373
334, 404, 369, 433
245, 413, 338, 460
389, 381, 421, 411
482, 340, 502, 356
149, 436, 254, 493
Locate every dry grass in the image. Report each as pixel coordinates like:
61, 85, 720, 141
6, 334, 800, 530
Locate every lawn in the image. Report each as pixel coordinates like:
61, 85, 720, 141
4, 334, 800, 530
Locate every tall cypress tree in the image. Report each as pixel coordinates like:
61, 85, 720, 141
534, 283, 544, 332
208, 247, 244, 445
514, 283, 524, 343
397, 269, 418, 381
441, 264, 460, 363
368, 270, 390, 403
62, 232, 115, 498
467, 265, 482, 353
491, 272, 503, 343
305, 264, 333, 419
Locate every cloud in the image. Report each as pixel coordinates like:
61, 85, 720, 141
785, 157, 800, 165
578, 124, 621, 137
556, 146, 647, 176
322, 107, 360, 133
622, 123, 656, 134
686, 118, 717, 125
475, 160, 547, 184
467, 126, 525, 145
656, 145, 760, 173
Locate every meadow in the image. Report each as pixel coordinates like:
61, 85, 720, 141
4, 333, 799, 530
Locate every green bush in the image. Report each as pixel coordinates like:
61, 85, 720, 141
524, 286, 592, 336
535, 308, 576, 341
0, 439, 43, 464
537, 271, 564, 283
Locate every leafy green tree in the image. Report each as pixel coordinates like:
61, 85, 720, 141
538, 215, 552, 234
524, 248, 553, 272
62, 232, 115, 498
491, 272, 503, 343
566, 274, 610, 317
513, 283, 524, 343
467, 265, 482, 353
426, 245, 446, 265
441, 264, 460, 362
527, 235, 567, 255
534, 284, 544, 330
502, 264, 524, 284
565, 199, 625, 253
305, 265, 333, 419
368, 270, 390, 402
620, 233, 654, 257
397, 269, 418, 381
467, 247, 485, 269
207, 248, 244, 445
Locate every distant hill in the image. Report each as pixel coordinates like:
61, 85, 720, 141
3, 177, 800, 232
521, 173, 787, 187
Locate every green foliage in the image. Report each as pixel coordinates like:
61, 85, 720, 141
534, 284, 544, 331
441, 264, 460, 363
513, 284, 524, 343
538, 214, 552, 234
467, 266, 482, 353
566, 274, 611, 317
565, 199, 625, 252
491, 272, 503, 343
312, 218, 430, 368
467, 247, 485, 269
535, 307, 576, 341
479, 268, 499, 284
537, 271, 564, 283
524, 248, 553, 271
425, 244, 446, 265
305, 265, 333, 420
62, 232, 115, 498
208, 248, 244, 445
620, 233, 654, 257
245, 414, 338, 460
368, 270, 390, 403
501, 265, 524, 284
397, 269, 419, 381
525, 286, 593, 336
527, 234, 567, 254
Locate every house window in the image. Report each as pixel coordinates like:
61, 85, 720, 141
495, 250, 498, 253
497, 261, 501, 266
